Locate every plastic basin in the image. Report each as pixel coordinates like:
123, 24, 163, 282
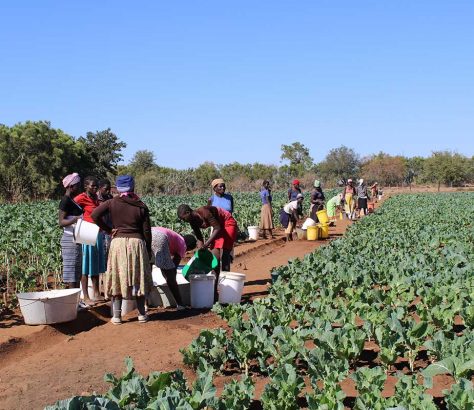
17, 289, 81, 325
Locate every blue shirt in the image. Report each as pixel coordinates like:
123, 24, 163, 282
260, 189, 272, 205
209, 193, 233, 213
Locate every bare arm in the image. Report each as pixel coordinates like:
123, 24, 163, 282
58, 210, 79, 227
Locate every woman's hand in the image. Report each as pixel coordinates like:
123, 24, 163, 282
196, 240, 204, 249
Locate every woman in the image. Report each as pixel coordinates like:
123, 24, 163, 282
259, 180, 274, 239
326, 194, 343, 221
342, 179, 357, 220
207, 178, 234, 213
98, 179, 113, 261
58, 173, 83, 290
151, 227, 196, 309
92, 175, 153, 324
280, 194, 304, 241
356, 179, 369, 217
370, 182, 379, 202
288, 179, 303, 217
177, 204, 238, 301
310, 180, 325, 216
74, 176, 106, 303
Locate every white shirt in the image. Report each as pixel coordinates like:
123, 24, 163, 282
283, 200, 299, 214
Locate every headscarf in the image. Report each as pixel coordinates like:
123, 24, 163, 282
62, 173, 80, 188
292, 179, 300, 186
211, 178, 225, 189
116, 175, 135, 193
313, 180, 321, 188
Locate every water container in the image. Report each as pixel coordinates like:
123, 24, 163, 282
295, 227, 307, 240
318, 224, 329, 239
189, 272, 215, 308
247, 226, 259, 240
316, 209, 329, 225
17, 289, 81, 325
74, 219, 99, 245
307, 225, 319, 241
109, 298, 137, 317
182, 250, 218, 279
218, 272, 246, 304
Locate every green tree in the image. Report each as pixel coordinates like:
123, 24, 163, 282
423, 151, 469, 190
193, 162, 220, 192
0, 121, 82, 201
129, 150, 156, 176
280, 142, 314, 176
78, 128, 126, 178
318, 145, 360, 184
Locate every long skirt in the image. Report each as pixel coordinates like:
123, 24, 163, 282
61, 233, 82, 284
105, 237, 152, 297
344, 193, 355, 215
259, 204, 274, 230
82, 232, 106, 277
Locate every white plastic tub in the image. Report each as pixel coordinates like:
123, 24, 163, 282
218, 272, 246, 304
189, 272, 215, 308
248, 226, 259, 240
74, 219, 99, 245
148, 267, 191, 307
109, 298, 137, 317
17, 289, 81, 325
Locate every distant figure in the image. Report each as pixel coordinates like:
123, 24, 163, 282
310, 179, 325, 216
326, 194, 343, 221
208, 178, 234, 213
357, 179, 369, 217
288, 179, 303, 217
342, 179, 356, 220
74, 176, 106, 304
259, 180, 274, 239
58, 173, 83, 290
92, 175, 153, 325
280, 193, 304, 242
151, 227, 196, 309
370, 182, 379, 202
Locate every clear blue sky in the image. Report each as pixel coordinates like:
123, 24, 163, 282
1, 1, 473, 168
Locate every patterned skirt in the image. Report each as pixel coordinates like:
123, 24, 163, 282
259, 204, 274, 230
60, 233, 82, 283
104, 237, 152, 297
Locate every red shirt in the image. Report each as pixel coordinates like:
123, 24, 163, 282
74, 192, 100, 223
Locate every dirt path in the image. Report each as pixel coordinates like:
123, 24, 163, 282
0, 219, 353, 410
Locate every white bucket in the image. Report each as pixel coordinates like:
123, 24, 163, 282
17, 289, 81, 325
218, 272, 246, 304
74, 219, 99, 245
378, 194, 383, 200
248, 226, 259, 240
189, 272, 215, 308
109, 299, 137, 317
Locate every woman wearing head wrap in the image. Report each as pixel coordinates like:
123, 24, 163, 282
259, 180, 274, 239
58, 173, 83, 289
310, 180, 325, 216
74, 176, 106, 303
342, 179, 357, 220
207, 178, 234, 214
92, 175, 153, 324
288, 179, 303, 218
356, 179, 369, 217
280, 194, 304, 241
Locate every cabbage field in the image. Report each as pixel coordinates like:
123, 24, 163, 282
0, 190, 337, 304
46, 193, 474, 409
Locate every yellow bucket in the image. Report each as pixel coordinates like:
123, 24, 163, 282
316, 209, 329, 225
318, 223, 329, 239
307, 226, 319, 241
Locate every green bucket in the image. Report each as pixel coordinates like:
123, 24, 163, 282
182, 249, 219, 279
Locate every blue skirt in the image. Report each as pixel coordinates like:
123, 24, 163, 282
82, 232, 106, 277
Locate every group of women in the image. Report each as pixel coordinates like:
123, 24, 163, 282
59, 173, 378, 324
59, 174, 239, 324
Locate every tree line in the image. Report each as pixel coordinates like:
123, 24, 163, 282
0, 121, 472, 201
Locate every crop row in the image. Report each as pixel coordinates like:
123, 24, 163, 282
46, 192, 474, 409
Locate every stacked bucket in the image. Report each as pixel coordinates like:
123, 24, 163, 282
307, 209, 330, 241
